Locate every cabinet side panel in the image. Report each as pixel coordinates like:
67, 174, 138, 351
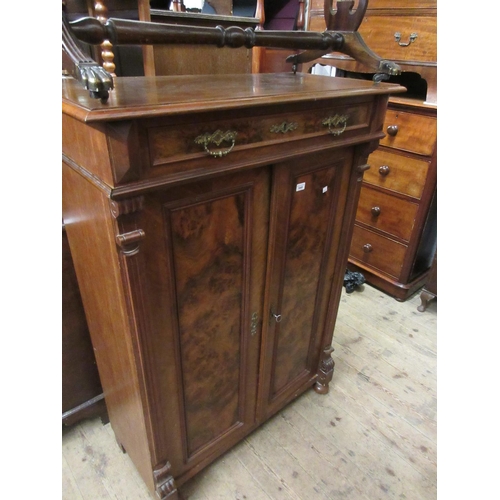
169, 194, 244, 455
272, 165, 338, 394
62, 162, 154, 492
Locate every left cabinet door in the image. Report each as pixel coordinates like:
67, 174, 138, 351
134, 167, 270, 479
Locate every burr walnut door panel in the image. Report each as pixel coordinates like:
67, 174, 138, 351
258, 149, 354, 419
137, 167, 270, 478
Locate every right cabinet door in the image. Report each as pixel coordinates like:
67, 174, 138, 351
258, 148, 354, 419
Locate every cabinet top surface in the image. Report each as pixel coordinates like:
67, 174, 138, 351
62, 73, 404, 122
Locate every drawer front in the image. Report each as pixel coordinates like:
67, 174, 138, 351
350, 225, 407, 278
147, 100, 372, 170
356, 185, 418, 241
380, 109, 436, 156
365, 149, 430, 199
359, 14, 436, 63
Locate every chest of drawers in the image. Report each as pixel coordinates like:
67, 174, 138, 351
349, 98, 436, 299
306, 0, 437, 300
62, 73, 402, 498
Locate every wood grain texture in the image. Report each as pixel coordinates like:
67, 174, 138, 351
272, 165, 337, 394
170, 193, 245, 455
63, 284, 437, 500
363, 148, 430, 199
380, 109, 436, 156
355, 185, 419, 241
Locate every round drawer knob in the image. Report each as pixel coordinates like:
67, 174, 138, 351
379, 165, 390, 176
386, 125, 399, 136
363, 244, 373, 253
371, 206, 381, 217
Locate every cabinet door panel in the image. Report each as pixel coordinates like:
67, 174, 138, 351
138, 167, 269, 475
259, 149, 353, 418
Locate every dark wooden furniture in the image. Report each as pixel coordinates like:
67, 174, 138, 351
62, 224, 108, 426
303, 0, 437, 300
418, 250, 437, 312
63, 72, 403, 498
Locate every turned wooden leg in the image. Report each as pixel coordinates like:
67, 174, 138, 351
314, 346, 335, 394
417, 290, 436, 312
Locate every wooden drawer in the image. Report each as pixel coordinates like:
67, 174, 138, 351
147, 99, 372, 170
380, 109, 436, 156
365, 149, 430, 199
358, 14, 436, 64
356, 185, 418, 241
350, 225, 407, 278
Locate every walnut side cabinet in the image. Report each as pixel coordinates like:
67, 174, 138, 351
62, 73, 403, 499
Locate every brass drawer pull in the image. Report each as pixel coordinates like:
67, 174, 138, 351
379, 165, 390, 176
371, 206, 381, 217
270, 121, 298, 134
386, 125, 398, 136
363, 243, 373, 253
194, 129, 237, 157
322, 114, 348, 136
394, 32, 418, 47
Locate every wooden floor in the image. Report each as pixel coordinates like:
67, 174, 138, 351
62, 284, 437, 500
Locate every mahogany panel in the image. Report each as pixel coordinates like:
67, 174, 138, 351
364, 148, 429, 199
134, 167, 270, 478
358, 14, 436, 63
169, 193, 245, 455
355, 185, 418, 241
272, 164, 337, 395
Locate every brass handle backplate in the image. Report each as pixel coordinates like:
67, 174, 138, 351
322, 114, 348, 136
194, 129, 237, 157
394, 32, 418, 47
270, 121, 298, 134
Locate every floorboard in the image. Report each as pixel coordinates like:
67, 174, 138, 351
62, 284, 437, 499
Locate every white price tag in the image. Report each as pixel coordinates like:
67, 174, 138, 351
296, 182, 306, 192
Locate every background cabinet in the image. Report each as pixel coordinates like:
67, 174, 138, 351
304, 0, 437, 300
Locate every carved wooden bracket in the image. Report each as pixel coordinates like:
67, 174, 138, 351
153, 461, 178, 500
109, 196, 145, 219
314, 346, 335, 394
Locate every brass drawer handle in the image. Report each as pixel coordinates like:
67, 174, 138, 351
322, 114, 348, 136
371, 206, 381, 217
394, 32, 418, 47
270, 121, 298, 134
379, 165, 390, 176
194, 129, 237, 157
363, 243, 373, 253
386, 125, 398, 136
